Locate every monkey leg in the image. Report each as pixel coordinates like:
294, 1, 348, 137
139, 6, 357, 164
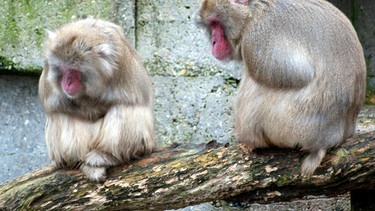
76, 105, 155, 181
234, 79, 272, 148
44, 114, 101, 167
234, 125, 272, 148
95, 105, 155, 161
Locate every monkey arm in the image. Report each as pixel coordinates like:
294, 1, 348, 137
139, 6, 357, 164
93, 104, 155, 161
244, 39, 315, 89
1, 131, 374, 210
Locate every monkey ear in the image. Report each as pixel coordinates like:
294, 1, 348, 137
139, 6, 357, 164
231, 0, 249, 6
95, 44, 117, 75
46, 30, 57, 41
96, 43, 113, 58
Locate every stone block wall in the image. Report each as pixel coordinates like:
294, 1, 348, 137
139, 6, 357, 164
1, 0, 373, 78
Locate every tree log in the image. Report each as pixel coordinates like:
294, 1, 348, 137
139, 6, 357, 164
0, 131, 374, 210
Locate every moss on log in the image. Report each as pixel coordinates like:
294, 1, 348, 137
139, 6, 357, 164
0, 132, 374, 210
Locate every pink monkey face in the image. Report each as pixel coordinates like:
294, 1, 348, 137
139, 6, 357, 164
209, 17, 232, 60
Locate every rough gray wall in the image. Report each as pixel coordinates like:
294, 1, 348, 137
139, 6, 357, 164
353, 0, 375, 103
0, 76, 48, 183
329, 0, 375, 103
123, 0, 241, 146
1, 0, 373, 86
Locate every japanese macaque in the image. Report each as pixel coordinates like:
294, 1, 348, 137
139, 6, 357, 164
38, 18, 155, 181
196, 0, 366, 176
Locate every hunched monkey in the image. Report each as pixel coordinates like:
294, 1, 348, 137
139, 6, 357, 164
39, 18, 156, 181
195, 0, 366, 176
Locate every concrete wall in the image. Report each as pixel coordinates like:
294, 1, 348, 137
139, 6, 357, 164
1, 0, 373, 146
1, 1, 374, 88
0, 0, 240, 190
329, 0, 375, 103
0, 0, 242, 147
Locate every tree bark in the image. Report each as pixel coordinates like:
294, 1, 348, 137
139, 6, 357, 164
0, 131, 374, 210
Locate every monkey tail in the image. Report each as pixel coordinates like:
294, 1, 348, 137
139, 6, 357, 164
301, 148, 326, 177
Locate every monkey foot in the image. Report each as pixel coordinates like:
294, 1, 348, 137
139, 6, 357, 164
85, 150, 118, 167
81, 165, 106, 182
239, 143, 254, 154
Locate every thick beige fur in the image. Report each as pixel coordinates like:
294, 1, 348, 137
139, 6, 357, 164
196, 0, 366, 176
39, 19, 155, 181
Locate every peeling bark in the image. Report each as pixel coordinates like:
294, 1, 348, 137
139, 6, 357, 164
0, 132, 374, 210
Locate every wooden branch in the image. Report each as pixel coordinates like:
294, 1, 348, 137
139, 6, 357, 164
0, 131, 374, 210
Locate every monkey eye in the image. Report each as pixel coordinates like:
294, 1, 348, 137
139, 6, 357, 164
50, 64, 60, 73
208, 17, 221, 28
209, 20, 219, 26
